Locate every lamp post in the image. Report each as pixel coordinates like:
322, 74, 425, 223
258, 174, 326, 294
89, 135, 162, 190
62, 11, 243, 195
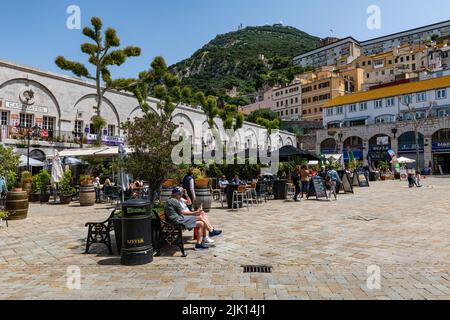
19, 124, 41, 172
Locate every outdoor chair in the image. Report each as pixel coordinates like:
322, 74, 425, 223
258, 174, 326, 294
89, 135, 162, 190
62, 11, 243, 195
246, 183, 258, 206
85, 210, 116, 255
232, 185, 249, 211
103, 186, 121, 205
256, 183, 268, 204
154, 211, 187, 257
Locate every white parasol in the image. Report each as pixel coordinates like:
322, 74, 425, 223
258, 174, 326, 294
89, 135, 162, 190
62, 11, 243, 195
395, 157, 416, 164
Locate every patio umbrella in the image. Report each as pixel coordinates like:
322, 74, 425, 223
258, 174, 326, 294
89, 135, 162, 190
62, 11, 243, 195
118, 143, 128, 204
396, 157, 416, 164
51, 150, 64, 203
19, 155, 44, 168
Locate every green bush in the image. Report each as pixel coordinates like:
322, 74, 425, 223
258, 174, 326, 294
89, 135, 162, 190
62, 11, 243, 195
59, 170, 76, 195
37, 170, 51, 194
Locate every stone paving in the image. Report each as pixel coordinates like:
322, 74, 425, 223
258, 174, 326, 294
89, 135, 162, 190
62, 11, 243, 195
0, 177, 449, 300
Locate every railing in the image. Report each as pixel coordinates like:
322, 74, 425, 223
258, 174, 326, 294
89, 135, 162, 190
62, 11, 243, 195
0, 125, 79, 144
0, 125, 126, 146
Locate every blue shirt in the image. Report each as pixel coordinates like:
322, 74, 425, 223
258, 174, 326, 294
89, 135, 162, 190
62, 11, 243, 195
327, 170, 341, 183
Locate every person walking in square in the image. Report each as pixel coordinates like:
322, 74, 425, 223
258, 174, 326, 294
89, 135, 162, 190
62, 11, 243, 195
326, 167, 341, 201
300, 165, 311, 199
292, 166, 301, 202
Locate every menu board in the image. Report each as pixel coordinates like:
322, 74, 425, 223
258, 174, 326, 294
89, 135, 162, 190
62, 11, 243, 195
337, 171, 354, 194
352, 170, 370, 187
307, 177, 328, 200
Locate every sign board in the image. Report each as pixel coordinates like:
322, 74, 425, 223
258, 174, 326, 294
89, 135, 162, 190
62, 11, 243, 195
307, 177, 329, 200
337, 170, 354, 194
400, 168, 408, 181
5, 101, 48, 114
86, 134, 125, 146
352, 170, 370, 187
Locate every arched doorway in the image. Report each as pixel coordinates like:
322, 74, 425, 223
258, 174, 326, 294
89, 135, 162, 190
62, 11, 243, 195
368, 134, 391, 168
320, 138, 337, 154
398, 131, 424, 170
343, 136, 363, 162
432, 128, 450, 174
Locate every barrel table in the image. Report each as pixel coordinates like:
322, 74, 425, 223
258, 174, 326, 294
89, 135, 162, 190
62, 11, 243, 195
193, 187, 212, 212
79, 186, 95, 206
6, 190, 29, 220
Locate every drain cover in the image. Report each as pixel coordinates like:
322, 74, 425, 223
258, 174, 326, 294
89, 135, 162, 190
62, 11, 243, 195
348, 215, 378, 222
242, 265, 273, 273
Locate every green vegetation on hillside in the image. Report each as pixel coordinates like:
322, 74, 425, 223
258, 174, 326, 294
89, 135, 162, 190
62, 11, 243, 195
170, 25, 319, 98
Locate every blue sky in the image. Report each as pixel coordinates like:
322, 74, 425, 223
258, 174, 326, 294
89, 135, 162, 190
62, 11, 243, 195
1, 0, 449, 79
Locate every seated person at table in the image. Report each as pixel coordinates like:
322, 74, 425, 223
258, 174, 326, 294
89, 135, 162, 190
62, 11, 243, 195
177, 187, 221, 244
232, 175, 243, 185
104, 178, 112, 187
218, 176, 229, 190
165, 188, 222, 250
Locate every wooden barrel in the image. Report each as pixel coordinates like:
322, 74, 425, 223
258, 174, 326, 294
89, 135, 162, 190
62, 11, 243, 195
79, 186, 95, 206
159, 187, 173, 203
6, 191, 29, 220
22, 182, 32, 195
194, 187, 212, 212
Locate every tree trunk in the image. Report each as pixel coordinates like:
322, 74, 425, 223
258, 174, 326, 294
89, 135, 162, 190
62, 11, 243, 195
415, 129, 420, 173
95, 67, 103, 145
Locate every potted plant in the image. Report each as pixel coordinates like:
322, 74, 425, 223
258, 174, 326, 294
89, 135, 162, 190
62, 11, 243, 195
0, 210, 9, 228
378, 161, 390, 181
59, 170, 76, 205
29, 175, 41, 202
37, 170, 51, 203
79, 174, 93, 186
21, 171, 33, 195
193, 168, 210, 188
12, 181, 23, 192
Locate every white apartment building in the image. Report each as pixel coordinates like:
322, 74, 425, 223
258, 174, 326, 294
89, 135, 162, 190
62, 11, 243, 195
294, 20, 450, 69
323, 75, 450, 129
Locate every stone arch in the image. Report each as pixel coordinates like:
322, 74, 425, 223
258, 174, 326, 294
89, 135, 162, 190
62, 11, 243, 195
172, 113, 195, 146
244, 128, 258, 149
286, 137, 294, 146
29, 149, 46, 162
0, 78, 62, 129
73, 94, 120, 128
128, 104, 158, 121
398, 131, 424, 151
275, 135, 284, 149
369, 134, 391, 146
320, 138, 337, 154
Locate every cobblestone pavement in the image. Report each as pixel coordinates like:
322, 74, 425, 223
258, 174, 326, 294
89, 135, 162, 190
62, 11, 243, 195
0, 177, 449, 300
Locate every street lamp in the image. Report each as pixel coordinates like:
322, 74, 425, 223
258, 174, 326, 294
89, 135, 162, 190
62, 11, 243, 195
19, 124, 41, 171
391, 128, 398, 139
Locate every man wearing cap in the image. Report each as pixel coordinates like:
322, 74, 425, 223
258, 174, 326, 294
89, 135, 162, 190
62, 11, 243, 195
165, 188, 222, 251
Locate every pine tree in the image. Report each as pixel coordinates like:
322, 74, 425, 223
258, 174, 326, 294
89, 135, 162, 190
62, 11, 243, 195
55, 17, 141, 144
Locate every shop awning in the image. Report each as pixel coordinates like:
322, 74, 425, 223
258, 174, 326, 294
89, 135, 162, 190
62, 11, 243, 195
343, 116, 370, 123
56, 147, 133, 158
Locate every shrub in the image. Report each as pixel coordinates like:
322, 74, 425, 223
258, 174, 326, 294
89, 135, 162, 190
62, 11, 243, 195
59, 170, 76, 195
37, 170, 51, 194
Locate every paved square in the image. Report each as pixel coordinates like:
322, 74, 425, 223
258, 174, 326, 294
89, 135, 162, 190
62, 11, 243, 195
0, 177, 449, 300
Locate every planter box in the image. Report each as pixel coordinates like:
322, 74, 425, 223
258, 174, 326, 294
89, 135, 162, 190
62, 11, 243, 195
40, 193, 51, 203
59, 195, 72, 205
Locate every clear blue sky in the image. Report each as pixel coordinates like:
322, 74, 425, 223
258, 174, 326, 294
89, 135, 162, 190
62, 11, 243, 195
1, 0, 449, 79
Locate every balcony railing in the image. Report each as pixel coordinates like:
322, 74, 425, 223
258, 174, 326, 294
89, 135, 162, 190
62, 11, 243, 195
0, 125, 125, 146
0, 125, 79, 144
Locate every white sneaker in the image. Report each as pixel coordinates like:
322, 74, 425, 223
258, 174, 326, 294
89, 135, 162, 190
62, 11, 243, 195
204, 236, 215, 244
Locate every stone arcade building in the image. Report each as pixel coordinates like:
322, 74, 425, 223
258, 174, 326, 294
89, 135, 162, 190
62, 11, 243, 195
0, 59, 297, 161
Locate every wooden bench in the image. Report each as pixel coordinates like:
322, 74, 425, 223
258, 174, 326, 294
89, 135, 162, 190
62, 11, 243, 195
85, 210, 116, 255
153, 211, 188, 257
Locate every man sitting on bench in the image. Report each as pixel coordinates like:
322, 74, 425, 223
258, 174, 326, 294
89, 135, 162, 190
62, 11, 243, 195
165, 188, 222, 251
